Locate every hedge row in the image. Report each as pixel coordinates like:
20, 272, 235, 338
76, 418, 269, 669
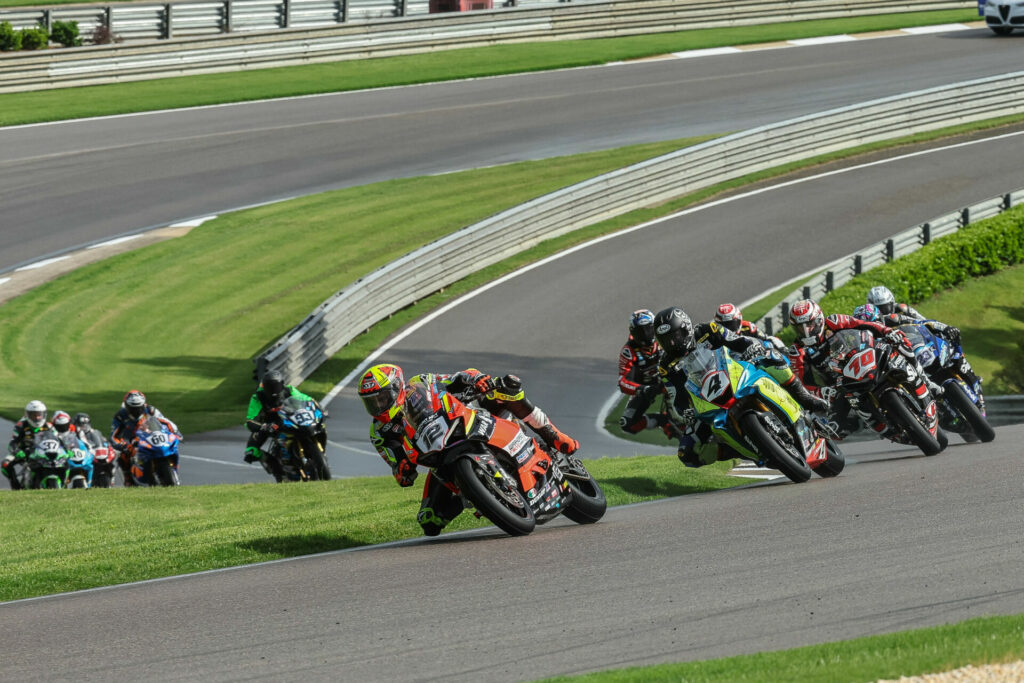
819, 203, 1024, 314
0, 19, 80, 51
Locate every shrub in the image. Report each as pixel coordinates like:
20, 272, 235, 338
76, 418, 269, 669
0, 21, 21, 51
819, 205, 1024, 315
90, 23, 122, 45
19, 25, 49, 50
50, 20, 81, 48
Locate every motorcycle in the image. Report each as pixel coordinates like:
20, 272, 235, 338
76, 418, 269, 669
897, 323, 994, 444
129, 415, 182, 486
81, 431, 117, 487
403, 376, 606, 536
24, 435, 72, 489
254, 396, 331, 482
825, 328, 942, 456
679, 346, 844, 483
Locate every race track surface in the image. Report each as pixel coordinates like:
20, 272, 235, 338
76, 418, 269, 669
3, 427, 1022, 681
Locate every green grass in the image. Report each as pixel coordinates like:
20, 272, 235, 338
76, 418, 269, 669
0, 455, 741, 602
0, 136, 709, 433
537, 615, 1024, 682
0, 10, 978, 127
912, 262, 1024, 394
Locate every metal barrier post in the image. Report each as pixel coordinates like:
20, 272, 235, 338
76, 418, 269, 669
885, 239, 894, 261
825, 271, 834, 292
165, 3, 173, 39
283, 0, 290, 27
961, 207, 970, 226
225, 0, 232, 32
921, 222, 930, 245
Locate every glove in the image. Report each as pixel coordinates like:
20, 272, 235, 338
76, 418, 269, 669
883, 330, 906, 348
473, 374, 497, 397
394, 459, 418, 487
243, 448, 260, 464
741, 345, 766, 362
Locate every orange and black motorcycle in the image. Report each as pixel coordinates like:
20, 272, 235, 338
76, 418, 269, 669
402, 376, 606, 536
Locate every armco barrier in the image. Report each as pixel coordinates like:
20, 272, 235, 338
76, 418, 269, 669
255, 71, 1024, 384
753, 189, 1024, 336
987, 395, 1024, 427
0, 0, 971, 92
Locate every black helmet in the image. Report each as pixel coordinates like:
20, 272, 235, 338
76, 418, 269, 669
73, 413, 92, 431
262, 370, 287, 404
654, 307, 695, 359
629, 309, 656, 347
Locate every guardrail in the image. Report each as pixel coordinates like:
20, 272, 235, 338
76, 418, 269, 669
987, 395, 1024, 426
0, 0, 972, 93
254, 70, 1024, 384
753, 189, 1024, 336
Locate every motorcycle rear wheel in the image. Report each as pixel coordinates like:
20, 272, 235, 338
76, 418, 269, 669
881, 391, 941, 456
560, 458, 607, 524
454, 457, 536, 536
739, 412, 812, 483
944, 382, 995, 443
154, 458, 180, 486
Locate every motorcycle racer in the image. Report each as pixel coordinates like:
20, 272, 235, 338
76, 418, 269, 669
2, 400, 52, 490
618, 309, 663, 395
111, 390, 181, 487
243, 370, 326, 479
360, 363, 579, 536
73, 413, 109, 453
790, 299, 937, 437
867, 285, 923, 320
635, 307, 828, 467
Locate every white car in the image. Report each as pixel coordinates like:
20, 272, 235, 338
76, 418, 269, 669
984, 0, 1024, 34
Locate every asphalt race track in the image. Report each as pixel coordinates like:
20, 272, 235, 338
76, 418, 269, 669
3, 428, 1023, 681
2, 26, 1024, 680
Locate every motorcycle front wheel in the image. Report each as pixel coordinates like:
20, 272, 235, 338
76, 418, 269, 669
740, 411, 812, 483
154, 458, 180, 486
454, 457, 536, 536
881, 391, 941, 456
307, 440, 332, 481
559, 456, 607, 524
944, 382, 995, 443
813, 440, 845, 478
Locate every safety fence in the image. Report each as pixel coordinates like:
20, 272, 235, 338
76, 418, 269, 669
0, 0, 972, 92
253, 70, 1024, 384
753, 189, 1024, 336
987, 395, 1024, 426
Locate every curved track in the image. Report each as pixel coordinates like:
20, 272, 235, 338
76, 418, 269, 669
1, 28, 1023, 679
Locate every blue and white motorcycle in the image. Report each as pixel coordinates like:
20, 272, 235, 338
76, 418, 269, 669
897, 323, 994, 443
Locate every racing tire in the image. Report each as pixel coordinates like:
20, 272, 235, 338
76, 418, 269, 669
92, 470, 112, 488
991, 26, 1013, 35
68, 476, 88, 489
561, 464, 607, 524
739, 411, 812, 483
813, 441, 845, 478
454, 456, 536, 536
881, 391, 942, 456
944, 382, 996, 443
154, 458, 180, 486
308, 443, 332, 481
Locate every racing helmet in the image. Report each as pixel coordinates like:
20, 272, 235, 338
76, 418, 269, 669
629, 309, 656, 347
73, 413, 92, 432
789, 299, 825, 346
852, 303, 881, 323
25, 400, 47, 429
261, 370, 287, 406
653, 307, 695, 359
714, 303, 744, 333
867, 286, 896, 316
123, 390, 147, 419
359, 364, 406, 423
52, 411, 72, 434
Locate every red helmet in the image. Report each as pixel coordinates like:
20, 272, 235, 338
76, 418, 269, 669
790, 299, 825, 346
52, 411, 73, 434
359, 364, 406, 423
714, 303, 743, 333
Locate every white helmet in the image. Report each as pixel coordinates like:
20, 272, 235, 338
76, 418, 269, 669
867, 286, 896, 316
25, 400, 47, 429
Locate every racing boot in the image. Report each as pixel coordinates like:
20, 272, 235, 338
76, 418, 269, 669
781, 375, 830, 414
118, 452, 137, 487
2, 456, 23, 490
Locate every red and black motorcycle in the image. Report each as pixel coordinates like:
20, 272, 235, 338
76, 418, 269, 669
825, 329, 942, 456
402, 376, 606, 536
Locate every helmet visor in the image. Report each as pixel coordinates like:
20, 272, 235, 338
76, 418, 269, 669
27, 411, 45, 427
632, 324, 655, 345
361, 383, 401, 419
721, 318, 741, 333
658, 327, 693, 356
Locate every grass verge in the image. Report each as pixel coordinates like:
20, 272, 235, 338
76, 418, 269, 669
0, 10, 978, 127
0, 455, 742, 602
537, 614, 1024, 682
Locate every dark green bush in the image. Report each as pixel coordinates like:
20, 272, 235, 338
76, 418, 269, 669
19, 25, 49, 50
0, 21, 21, 51
820, 205, 1024, 315
50, 20, 81, 48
